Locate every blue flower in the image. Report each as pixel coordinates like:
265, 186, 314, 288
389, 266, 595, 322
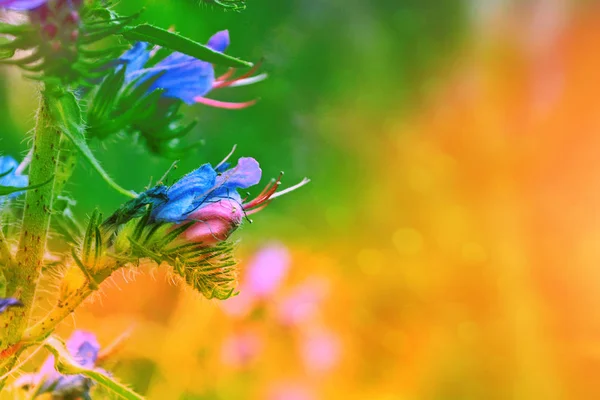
15, 330, 102, 400
0, 0, 46, 10
152, 157, 262, 224
0, 155, 28, 200
147, 156, 309, 245
119, 30, 266, 109
0, 297, 23, 313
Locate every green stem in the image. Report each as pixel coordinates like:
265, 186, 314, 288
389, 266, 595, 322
5, 92, 61, 348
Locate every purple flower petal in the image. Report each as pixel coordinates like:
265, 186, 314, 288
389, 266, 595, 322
66, 330, 101, 368
0, 0, 47, 10
216, 157, 262, 190
207, 30, 230, 53
0, 297, 23, 313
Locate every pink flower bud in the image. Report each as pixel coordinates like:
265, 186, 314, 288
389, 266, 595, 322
182, 199, 243, 245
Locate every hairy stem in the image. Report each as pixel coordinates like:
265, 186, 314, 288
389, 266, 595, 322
4, 92, 61, 348
23, 284, 93, 343
23, 263, 119, 343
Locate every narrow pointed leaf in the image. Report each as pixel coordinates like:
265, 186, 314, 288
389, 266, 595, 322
46, 92, 136, 198
121, 24, 252, 68
0, 176, 53, 196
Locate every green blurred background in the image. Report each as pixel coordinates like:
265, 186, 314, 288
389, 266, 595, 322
1, 0, 465, 244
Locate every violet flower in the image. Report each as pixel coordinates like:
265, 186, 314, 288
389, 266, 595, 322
119, 30, 267, 109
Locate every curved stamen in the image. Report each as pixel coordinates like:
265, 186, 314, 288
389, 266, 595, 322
212, 60, 264, 89
270, 177, 310, 200
194, 96, 257, 109
224, 73, 268, 88
215, 68, 236, 82
244, 174, 282, 210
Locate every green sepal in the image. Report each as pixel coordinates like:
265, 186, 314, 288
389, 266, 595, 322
102, 186, 168, 229
0, 38, 14, 60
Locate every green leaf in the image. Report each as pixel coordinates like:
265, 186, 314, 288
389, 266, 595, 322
121, 24, 253, 68
0, 176, 53, 196
45, 336, 145, 400
46, 92, 136, 199
0, 37, 14, 60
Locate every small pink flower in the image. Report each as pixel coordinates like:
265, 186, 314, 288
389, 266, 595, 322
300, 329, 341, 374
220, 288, 255, 318
268, 382, 315, 400
220, 330, 262, 367
245, 243, 290, 298
221, 243, 290, 317
277, 278, 329, 326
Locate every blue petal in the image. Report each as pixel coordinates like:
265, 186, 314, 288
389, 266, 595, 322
192, 157, 260, 212
149, 54, 215, 104
151, 158, 262, 223
207, 30, 230, 53
0, 156, 18, 176
0, 297, 23, 313
0, 155, 29, 199
152, 164, 217, 222
120, 42, 150, 77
